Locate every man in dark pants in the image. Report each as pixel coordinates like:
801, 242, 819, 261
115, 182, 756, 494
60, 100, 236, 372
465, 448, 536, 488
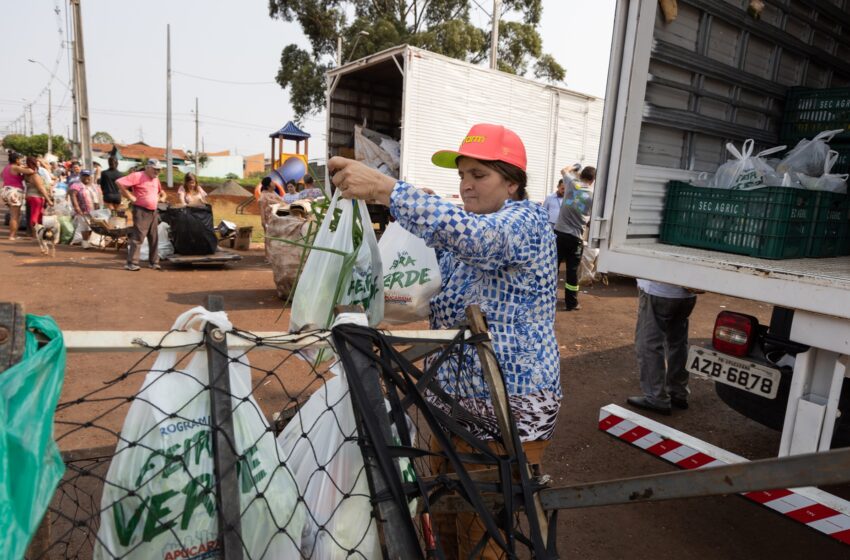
99, 156, 124, 211
554, 165, 595, 311
116, 159, 167, 271
627, 279, 698, 415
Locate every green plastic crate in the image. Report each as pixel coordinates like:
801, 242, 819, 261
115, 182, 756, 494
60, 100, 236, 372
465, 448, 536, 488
780, 87, 850, 145
807, 191, 850, 257
660, 182, 817, 260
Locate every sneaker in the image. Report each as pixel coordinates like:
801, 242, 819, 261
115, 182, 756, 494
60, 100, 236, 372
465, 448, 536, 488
125, 264, 141, 271
149, 263, 162, 270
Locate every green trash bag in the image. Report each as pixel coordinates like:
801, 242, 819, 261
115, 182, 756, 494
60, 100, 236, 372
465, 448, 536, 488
0, 315, 66, 560
58, 215, 74, 244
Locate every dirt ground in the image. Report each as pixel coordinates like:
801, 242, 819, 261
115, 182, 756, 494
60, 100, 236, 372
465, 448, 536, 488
1, 227, 847, 559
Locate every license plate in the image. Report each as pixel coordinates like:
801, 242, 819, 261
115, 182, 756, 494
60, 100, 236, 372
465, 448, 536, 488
687, 346, 781, 399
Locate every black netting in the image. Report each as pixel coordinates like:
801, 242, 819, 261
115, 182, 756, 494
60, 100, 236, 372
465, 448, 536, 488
35, 318, 555, 560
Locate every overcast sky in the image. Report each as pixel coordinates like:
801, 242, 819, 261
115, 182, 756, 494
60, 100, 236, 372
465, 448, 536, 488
1, 0, 615, 161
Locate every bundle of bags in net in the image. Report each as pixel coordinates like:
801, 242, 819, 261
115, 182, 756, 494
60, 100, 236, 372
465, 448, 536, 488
699, 130, 847, 194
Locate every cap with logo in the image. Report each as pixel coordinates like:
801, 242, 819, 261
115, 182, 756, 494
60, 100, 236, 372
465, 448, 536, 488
431, 123, 527, 171
146, 159, 163, 169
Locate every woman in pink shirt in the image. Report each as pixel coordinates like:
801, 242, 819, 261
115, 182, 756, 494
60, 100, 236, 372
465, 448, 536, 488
2, 151, 35, 240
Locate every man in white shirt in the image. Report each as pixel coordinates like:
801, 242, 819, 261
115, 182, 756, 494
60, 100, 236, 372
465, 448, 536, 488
542, 179, 565, 227
627, 279, 698, 415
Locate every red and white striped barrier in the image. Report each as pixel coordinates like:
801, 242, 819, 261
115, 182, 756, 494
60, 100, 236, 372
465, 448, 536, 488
599, 404, 850, 545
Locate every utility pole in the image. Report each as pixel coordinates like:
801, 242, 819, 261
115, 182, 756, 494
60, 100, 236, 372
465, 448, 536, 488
194, 97, 199, 175
71, 0, 92, 168
336, 36, 342, 66
490, 0, 501, 70
166, 23, 173, 188
47, 89, 53, 156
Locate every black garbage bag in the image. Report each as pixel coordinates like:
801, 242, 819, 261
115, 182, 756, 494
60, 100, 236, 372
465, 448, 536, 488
161, 205, 218, 255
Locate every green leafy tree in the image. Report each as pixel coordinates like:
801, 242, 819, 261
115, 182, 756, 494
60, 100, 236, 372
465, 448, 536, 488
268, 0, 565, 119
2, 134, 70, 159
91, 131, 115, 144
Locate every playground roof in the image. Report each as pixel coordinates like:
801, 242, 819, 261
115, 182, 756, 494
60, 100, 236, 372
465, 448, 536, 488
269, 121, 311, 140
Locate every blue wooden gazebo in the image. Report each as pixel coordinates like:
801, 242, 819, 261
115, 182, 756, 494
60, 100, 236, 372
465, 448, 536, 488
269, 121, 311, 168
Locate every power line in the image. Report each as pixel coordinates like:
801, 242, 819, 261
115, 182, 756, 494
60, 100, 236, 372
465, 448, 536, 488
172, 70, 277, 86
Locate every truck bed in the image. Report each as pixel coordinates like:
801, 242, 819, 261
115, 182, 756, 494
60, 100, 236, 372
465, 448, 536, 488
599, 242, 850, 319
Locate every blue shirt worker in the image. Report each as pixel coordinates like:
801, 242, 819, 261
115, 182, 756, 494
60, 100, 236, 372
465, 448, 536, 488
327, 123, 560, 559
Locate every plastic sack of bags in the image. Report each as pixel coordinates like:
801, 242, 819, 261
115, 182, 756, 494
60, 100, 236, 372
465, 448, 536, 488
94, 307, 304, 560
0, 315, 66, 560
798, 150, 849, 194
354, 125, 400, 178
578, 245, 602, 286
290, 189, 384, 332
378, 221, 441, 324
139, 222, 176, 261
268, 214, 313, 299
777, 129, 844, 177
709, 140, 786, 190
58, 215, 74, 244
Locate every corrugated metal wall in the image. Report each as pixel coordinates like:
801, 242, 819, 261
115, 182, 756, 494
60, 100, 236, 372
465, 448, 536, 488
401, 49, 603, 203
627, 0, 850, 239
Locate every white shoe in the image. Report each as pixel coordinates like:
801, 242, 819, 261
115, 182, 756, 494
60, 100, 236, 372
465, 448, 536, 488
81, 240, 91, 249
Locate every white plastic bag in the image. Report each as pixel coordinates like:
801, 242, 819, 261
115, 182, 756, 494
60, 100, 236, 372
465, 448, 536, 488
798, 150, 849, 194
278, 351, 416, 559
709, 140, 786, 190
290, 189, 384, 332
95, 307, 304, 560
777, 129, 844, 177
378, 222, 441, 324
140, 222, 175, 260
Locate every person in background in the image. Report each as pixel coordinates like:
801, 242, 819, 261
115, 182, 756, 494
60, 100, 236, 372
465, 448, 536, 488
329, 123, 559, 558
99, 156, 124, 211
54, 168, 69, 195
177, 172, 208, 207
627, 280, 698, 415
117, 159, 167, 271
67, 160, 82, 185
257, 176, 284, 263
554, 165, 595, 311
68, 170, 95, 248
543, 178, 565, 228
298, 174, 323, 200
83, 170, 103, 210
24, 156, 54, 234
2, 151, 35, 240
92, 161, 102, 186
37, 158, 55, 190
282, 180, 300, 204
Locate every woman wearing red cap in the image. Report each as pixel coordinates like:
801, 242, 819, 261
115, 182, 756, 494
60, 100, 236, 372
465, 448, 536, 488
329, 123, 559, 557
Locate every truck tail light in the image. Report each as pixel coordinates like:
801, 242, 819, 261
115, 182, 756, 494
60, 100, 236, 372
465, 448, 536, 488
712, 311, 758, 357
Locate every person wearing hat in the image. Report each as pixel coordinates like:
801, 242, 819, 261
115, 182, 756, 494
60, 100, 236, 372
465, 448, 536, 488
329, 123, 559, 558
117, 159, 167, 271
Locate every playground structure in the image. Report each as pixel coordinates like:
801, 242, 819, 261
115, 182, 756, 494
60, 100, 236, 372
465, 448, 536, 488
268, 120, 310, 188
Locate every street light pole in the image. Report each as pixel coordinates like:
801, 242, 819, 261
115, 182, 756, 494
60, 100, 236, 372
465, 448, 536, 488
47, 89, 53, 156
71, 0, 92, 168
166, 23, 173, 188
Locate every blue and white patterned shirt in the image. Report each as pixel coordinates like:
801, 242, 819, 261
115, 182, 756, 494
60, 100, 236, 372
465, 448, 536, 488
389, 181, 560, 399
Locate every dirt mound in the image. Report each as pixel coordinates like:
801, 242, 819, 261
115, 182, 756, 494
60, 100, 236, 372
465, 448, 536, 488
208, 179, 252, 197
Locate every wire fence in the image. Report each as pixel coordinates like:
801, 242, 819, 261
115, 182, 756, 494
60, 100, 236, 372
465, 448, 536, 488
34, 305, 555, 560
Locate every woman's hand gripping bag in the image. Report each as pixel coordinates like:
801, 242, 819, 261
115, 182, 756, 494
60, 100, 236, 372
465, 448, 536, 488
378, 221, 441, 324
94, 307, 304, 560
289, 189, 384, 333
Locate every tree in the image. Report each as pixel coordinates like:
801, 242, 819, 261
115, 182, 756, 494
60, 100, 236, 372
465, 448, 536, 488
268, 0, 565, 120
92, 131, 115, 144
2, 134, 70, 160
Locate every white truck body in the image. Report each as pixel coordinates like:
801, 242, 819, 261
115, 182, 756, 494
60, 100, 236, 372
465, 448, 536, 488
594, 0, 850, 455
325, 45, 604, 203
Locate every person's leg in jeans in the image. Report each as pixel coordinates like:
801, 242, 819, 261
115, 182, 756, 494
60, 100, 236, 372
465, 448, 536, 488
127, 206, 152, 267
147, 210, 160, 267
635, 290, 670, 407
563, 234, 583, 310
664, 297, 696, 401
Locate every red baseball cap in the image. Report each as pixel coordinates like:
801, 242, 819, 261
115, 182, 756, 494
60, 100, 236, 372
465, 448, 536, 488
431, 123, 527, 171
